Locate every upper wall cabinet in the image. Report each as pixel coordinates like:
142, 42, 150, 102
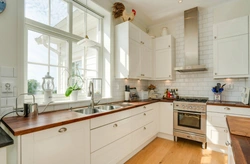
153, 35, 175, 80
213, 16, 249, 78
115, 22, 152, 79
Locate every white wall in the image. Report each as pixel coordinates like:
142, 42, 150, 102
0, 0, 18, 67
147, 3, 250, 101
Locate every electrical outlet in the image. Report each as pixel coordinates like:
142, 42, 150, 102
228, 83, 234, 90
1, 83, 13, 93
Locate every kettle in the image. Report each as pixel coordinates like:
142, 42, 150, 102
16, 93, 38, 117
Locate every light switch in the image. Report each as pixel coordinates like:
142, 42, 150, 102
2, 82, 13, 93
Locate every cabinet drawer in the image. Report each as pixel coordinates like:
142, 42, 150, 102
91, 133, 132, 164
91, 109, 131, 129
207, 126, 228, 146
213, 15, 248, 39
207, 105, 250, 116
91, 116, 132, 152
131, 109, 155, 132
131, 121, 155, 151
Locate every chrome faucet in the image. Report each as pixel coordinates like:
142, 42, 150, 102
88, 81, 100, 109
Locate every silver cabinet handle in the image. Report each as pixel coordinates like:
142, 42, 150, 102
140, 41, 144, 44
215, 73, 217, 75
224, 107, 230, 110
144, 113, 146, 116
113, 124, 118, 127
58, 127, 67, 133
144, 127, 146, 130
168, 45, 170, 48
225, 141, 231, 146
143, 106, 146, 109
224, 129, 228, 133
214, 36, 217, 39
169, 75, 171, 77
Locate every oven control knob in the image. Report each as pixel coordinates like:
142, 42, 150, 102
189, 106, 192, 109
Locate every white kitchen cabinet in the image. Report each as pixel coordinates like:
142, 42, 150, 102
90, 104, 158, 163
115, 21, 152, 79
158, 102, 173, 140
227, 133, 235, 164
213, 15, 249, 78
154, 35, 175, 80
0, 148, 6, 164
206, 105, 250, 153
21, 120, 90, 164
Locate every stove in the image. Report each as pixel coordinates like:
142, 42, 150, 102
173, 96, 208, 149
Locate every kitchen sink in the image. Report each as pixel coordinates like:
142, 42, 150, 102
72, 105, 123, 115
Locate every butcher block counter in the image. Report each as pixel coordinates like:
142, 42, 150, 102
226, 116, 250, 164
207, 100, 250, 108
1, 100, 168, 136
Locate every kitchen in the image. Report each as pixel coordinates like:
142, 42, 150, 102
0, 0, 250, 164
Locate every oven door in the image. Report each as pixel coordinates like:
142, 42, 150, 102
174, 110, 206, 134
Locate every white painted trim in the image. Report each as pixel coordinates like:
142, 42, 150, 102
207, 143, 227, 154
157, 132, 174, 141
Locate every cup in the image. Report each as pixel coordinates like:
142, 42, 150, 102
161, 27, 168, 36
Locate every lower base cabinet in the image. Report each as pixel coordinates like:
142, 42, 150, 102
0, 148, 6, 164
21, 120, 90, 164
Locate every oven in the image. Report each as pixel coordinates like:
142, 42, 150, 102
173, 110, 206, 134
173, 97, 208, 149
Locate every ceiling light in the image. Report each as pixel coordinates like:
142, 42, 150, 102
77, 0, 99, 47
178, 0, 183, 3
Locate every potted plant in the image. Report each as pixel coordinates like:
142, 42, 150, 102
65, 73, 84, 101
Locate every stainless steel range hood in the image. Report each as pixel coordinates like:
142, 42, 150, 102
174, 7, 207, 72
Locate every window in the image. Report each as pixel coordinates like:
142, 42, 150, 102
24, 0, 103, 100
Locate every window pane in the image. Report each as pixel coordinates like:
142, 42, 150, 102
50, 66, 68, 94
87, 13, 99, 42
28, 30, 48, 64
50, 37, 68, 66
73, 6, 85, 37
51, 0, 68, 32
85, 48, 98, 71
27, 64, 48, 95
25, 0, 49, 25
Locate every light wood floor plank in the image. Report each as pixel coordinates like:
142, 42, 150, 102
125, 138, 227, 164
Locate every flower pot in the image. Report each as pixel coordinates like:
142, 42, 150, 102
70, 90, 78, 101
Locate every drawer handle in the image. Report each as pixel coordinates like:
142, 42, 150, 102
168, 45, 170, 48
224, 129, 228, 133
144, 127, 146, 130
141, 41, 144, 44
58, 127, 67, 133
143, 106, 146, 109
214, 36, 217, 39
113, 124, 118, 128
144, 113, 146, 116
224, 107, 230, 110
225, 141, 231, 146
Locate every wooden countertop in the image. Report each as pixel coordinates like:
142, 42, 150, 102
2, 100, 167, 136
226, 116, 250, 164
207, 100, 250, 108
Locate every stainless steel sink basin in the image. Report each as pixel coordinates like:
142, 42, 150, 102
72, 105, 123, 115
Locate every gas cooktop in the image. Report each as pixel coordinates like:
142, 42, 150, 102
175, 97, 208, 103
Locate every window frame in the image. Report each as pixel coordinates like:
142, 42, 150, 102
23, 0, 104, 102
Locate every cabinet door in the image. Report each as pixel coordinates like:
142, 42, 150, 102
140, 46, 152, 78
129, 22, 140, 42
155, 35, 171, 50
214, 34, 248, 77
207, 126, 228, 146
21, 121, 90, 164
141, 32, 152, 48
213, 16, 248, 39
159, 102, 173, 135
129, 39, 141, 78
155, 49, 172, 79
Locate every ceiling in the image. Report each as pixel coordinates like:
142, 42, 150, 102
118, 0, 237, 25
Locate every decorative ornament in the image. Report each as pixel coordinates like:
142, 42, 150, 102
0, 0, 6, 13
112, 2, 136, 22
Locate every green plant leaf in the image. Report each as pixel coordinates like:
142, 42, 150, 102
65, 87, 73, 97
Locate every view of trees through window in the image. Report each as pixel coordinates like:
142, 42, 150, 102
25, 0, 102, 97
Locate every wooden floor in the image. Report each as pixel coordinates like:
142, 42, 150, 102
125, 138, 227, 164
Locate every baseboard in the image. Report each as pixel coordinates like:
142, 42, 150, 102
157, 132, 174, 141
118, 135, 157, 164
207, 143, 227, 154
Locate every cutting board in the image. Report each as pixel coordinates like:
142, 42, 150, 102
227, 116, 250, 137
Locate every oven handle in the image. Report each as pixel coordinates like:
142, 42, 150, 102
174, 110, 206, 116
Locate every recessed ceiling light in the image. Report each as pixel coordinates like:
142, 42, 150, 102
178, 0, 183, 3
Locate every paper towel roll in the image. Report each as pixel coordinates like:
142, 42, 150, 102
125, 92, 130, 101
